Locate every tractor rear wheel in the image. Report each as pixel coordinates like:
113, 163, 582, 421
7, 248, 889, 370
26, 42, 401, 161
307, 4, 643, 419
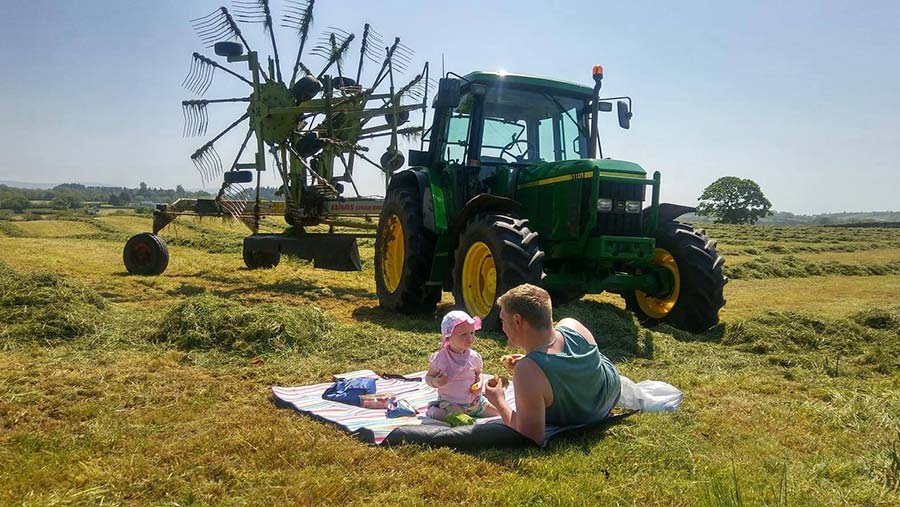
375, 188, 440, 313
123, 233, 169, 276
624, 222, 726, 333
452, 214, 544, 330
243, 247, 280, 270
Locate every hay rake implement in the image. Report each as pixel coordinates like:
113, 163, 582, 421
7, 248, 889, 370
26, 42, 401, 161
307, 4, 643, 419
124, 0, 432, 275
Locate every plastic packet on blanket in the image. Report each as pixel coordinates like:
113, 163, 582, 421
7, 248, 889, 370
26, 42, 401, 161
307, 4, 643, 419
618, 375, 683, 412
359, 394, 393, 409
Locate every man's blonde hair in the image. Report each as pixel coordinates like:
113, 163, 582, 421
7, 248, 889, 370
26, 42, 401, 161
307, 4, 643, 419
497, 284, 553, 330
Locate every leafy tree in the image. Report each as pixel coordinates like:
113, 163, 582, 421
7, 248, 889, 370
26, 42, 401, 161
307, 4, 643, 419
0, 185, 31, 212
108, 193, 122, 206
1, 194, 30, 212
697, 176, 772, 225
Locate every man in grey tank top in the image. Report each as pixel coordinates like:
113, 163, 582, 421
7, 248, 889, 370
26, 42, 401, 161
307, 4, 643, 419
484, 284, 621, 445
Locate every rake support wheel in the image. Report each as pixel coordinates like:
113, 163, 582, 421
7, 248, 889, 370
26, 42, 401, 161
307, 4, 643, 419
123, 233, 170, 276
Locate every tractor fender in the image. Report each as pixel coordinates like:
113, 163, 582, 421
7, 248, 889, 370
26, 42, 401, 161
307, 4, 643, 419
387, 169, 436, 232
644, 203, 696, 226
444, 194, 522, 287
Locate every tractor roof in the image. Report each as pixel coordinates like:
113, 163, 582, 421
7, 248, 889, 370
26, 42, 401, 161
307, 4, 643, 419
463, 71, 594, 97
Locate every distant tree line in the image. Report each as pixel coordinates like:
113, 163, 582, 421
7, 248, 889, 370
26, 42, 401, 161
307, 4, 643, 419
0, 183, 284, 211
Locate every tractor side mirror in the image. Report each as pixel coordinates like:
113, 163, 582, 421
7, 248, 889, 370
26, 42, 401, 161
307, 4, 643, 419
617, 101, 632, 129
598, 101, 613, 112
435, 78, 461, 109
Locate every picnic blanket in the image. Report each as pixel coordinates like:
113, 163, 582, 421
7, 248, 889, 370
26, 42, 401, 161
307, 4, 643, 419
272, 370, 633, 447
272, 370, 518, 444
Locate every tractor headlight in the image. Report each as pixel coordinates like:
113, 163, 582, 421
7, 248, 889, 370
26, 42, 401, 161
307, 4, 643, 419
625, 200, 642, 214
597, 198, 613, 212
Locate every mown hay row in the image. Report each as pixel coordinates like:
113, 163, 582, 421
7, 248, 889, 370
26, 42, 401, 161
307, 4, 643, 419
726, 256, 900, 280
722, 308, 899, 376
0, 262, 108, 344
720, 241, 900, 257
0, 221, 28, 237
153, 293, 335, 355
704, 224, 900, 245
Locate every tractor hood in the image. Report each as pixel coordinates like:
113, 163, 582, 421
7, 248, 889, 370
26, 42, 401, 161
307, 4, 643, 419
516, 159, 647, 188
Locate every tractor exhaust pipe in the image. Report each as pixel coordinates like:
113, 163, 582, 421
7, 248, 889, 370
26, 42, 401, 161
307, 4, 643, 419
589, 65, 603, 159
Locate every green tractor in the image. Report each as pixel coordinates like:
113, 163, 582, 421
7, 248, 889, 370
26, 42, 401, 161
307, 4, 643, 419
375, 67, 727, 332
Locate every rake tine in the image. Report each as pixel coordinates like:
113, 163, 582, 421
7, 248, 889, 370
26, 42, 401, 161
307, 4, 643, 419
191, 147, 209, 183
198, 149, 214, 183
199, 61, 213, 96
189, 8, 221, 24
190, 112, 250, 182
181, 55, 197, 90
182, 103, 190, 138
183, 56, 200, 94
195, 53, 253, 88
395, 73, 423, 101
194, 61, 208, 94
286, 0, 315, 86
316, 32, 355, 80
324, 26, 352, 43
196, 20, 230, 43
372, 38, 402, 88
198, 103, 208, 137
231, 0, 282, 81
211, 145, 223, 175
356, 23, 379, 82
191, 7, 243, 49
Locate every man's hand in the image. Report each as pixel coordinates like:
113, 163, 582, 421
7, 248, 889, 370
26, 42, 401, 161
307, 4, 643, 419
501, 354, 525, 374
483, 376, 506, 406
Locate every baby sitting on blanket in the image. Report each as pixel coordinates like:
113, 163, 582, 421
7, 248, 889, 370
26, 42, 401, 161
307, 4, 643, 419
424, 310, 499, 421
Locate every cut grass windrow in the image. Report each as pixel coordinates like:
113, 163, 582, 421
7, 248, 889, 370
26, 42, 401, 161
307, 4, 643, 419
726, 256, 900, 280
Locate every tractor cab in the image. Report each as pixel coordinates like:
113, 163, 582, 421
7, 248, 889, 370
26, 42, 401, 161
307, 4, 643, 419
446, 72, 592, 167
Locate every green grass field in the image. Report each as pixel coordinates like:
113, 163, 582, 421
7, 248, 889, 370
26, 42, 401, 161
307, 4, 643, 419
1, 216, 898, 506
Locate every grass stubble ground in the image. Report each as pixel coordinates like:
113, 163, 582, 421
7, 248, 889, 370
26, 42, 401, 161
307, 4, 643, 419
0, 216, 898, 506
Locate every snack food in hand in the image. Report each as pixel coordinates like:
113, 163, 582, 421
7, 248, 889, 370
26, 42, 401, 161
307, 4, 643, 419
470, 381, 481, 392
487, 374, 510, 389
500, 355, 519, 374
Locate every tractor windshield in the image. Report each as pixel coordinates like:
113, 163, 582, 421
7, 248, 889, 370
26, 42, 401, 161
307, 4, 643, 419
482, 86, 590, 164
444, 85, 591, 165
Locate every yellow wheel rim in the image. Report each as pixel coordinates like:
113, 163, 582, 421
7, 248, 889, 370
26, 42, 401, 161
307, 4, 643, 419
636, 248, 681, 319
382, 214, 404, 293
461, 241, 496, 318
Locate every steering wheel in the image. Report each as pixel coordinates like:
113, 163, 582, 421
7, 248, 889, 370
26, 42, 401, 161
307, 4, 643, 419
500, 139, 529, 162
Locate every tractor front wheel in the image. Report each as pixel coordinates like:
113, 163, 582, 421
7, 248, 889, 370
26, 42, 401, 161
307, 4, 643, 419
452, 214, 544, 330
123, 233, 169, 276
624, 222, 726, 333
375, 188, 440, 313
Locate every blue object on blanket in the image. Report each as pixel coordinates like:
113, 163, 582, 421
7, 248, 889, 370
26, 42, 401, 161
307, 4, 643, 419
322, 378, 377, 406
386, 398, 417, 418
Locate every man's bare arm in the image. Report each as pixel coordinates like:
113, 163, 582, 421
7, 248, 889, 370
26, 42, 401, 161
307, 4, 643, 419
511, 358, 547, 445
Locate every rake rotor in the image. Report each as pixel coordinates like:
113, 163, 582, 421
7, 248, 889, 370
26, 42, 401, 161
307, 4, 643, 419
180, 1, 430, 233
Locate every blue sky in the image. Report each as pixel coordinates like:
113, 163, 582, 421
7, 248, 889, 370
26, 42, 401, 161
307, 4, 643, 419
1, 0, 898, 213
